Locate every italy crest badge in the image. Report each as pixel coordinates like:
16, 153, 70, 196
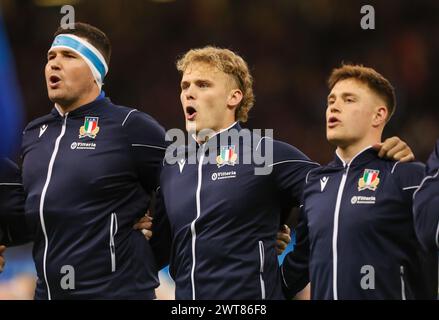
358, 169, 380, 191
79, 116, 100, 139
216, 145, 238, 167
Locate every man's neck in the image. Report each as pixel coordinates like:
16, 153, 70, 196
194, 120, 237, 144
56, 91, 101, 115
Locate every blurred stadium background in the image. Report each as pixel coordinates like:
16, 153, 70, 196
0, 0, 438, 299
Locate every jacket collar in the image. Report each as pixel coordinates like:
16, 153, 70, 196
184, 122, 242, 161
50, 92, 108, 118
190, 121, 242, 148
330, 146, 379, 168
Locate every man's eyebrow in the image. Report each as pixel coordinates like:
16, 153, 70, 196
60, 50, 77, 55
47, 49, 77, 57
181, 78, 213, 85
327, 92, 358, 99
341, 92, 358, 98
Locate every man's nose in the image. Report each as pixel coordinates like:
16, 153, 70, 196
48, 57, 61, 70
184, 85, 195, 100
330, 101, 341, 113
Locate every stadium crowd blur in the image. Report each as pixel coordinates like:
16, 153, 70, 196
0, 0, 438, 299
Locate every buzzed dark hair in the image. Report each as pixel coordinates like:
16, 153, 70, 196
54, 22, 111, 66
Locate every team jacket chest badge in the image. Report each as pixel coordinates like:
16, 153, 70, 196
358, 169, 380, 191
216, 145, 238, 167
79, 116, 100, 139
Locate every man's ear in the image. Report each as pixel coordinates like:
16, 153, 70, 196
372, 105, 388, 127
227, 89, 243, 111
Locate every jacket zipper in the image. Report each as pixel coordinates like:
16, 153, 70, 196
39, 114, 68, 300
110, 212, 118, 272
400, 266, 406, 300
258, 240, 266, 300
190, 144, 206, 300
332, 165, 350, 300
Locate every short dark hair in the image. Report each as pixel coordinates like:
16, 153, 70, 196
328, 64, 396, 121
54, 22, 111, 66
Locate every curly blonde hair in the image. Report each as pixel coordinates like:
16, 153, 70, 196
176, 46, 254, 123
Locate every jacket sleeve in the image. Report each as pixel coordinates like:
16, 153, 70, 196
413, 140, 439, 251
270, 140, 319, 212
149, 186, 172, 270
392, 160, 425, 204
0, 158, 32, 246
123, 110, 167, 194
280, 204, 310, 299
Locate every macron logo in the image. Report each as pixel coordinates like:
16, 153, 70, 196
178, 159, 186, 173
39, 124, 48, 138
320, 176, 329, 192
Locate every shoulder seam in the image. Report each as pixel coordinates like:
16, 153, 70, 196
305, 169, 313, 184
132, 143, 166, 151
413, 169, 439, 199
269, 159, 320, 168
122, 109, 138, 126
256, 136, 273, 151
391, 161, 401, 174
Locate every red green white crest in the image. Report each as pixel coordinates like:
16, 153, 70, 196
216, 145, 238, 167
358, 169, 380, 191
79, 116, 100, 139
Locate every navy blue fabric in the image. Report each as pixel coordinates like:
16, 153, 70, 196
155, 123, 319, 300
21, 97, 166, 299
0, 158, 29, 246
282, 148, 438, 300
413, 139, 439, 252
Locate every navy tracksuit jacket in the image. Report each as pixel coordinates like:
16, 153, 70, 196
21, 95, 166, 299
281, 147, 438, 300
156, 122, 319, 300
413, 139, 439, 252
0, 158, 30, 246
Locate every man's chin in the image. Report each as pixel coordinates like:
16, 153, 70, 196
48, 93, 68, 106
186, 120, 197, 133
48, 92, 61, 101
327, 134, 346, 147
